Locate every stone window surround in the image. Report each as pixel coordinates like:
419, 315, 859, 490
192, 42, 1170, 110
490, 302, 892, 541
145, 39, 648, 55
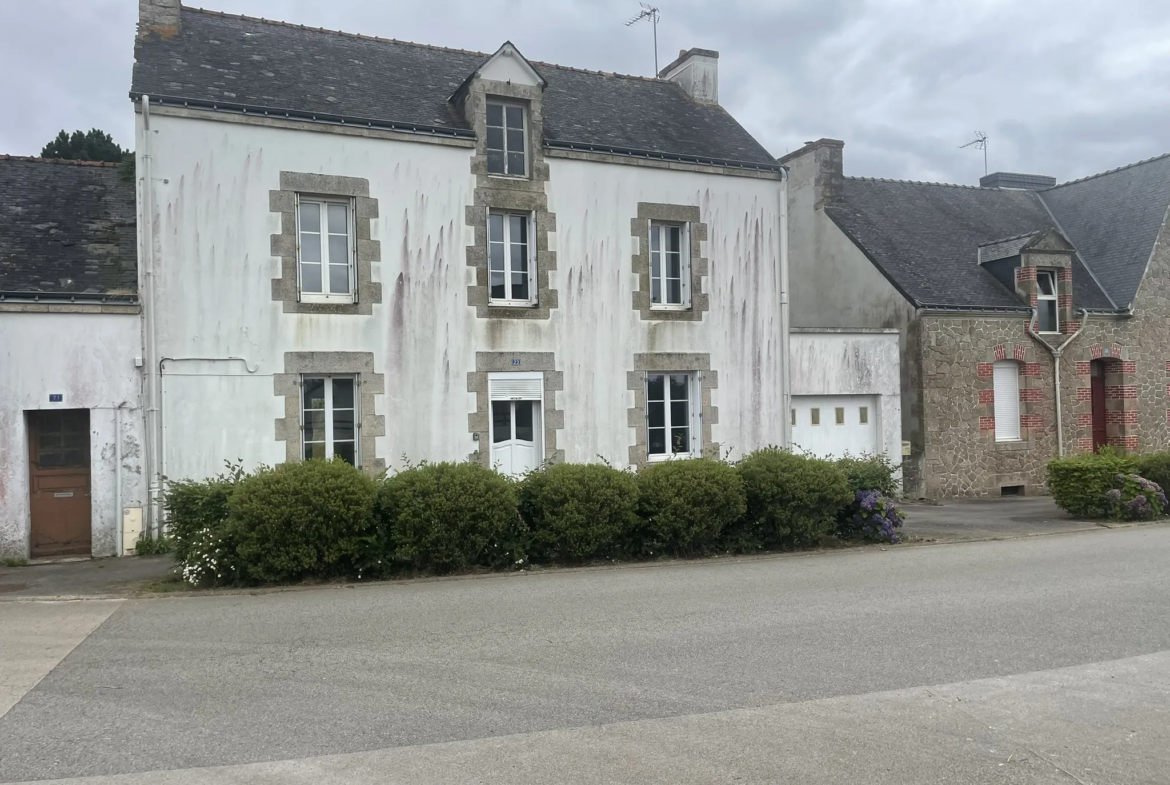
467, 352, 565, 467
270, 171, 382, 315
463, 79, 558, 320
631, 204, 710, 322
274, 351, 386, 476
627, 353, 719, 467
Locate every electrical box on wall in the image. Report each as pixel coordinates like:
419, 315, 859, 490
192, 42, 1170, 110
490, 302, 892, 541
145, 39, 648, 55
121, 507, 143, 556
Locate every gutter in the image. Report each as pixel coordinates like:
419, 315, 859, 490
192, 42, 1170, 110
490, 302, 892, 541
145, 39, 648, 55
0, 291, 138, 304
778, 166, 792, 448
1025, 308, 1088, 458
140, 95, 163, 539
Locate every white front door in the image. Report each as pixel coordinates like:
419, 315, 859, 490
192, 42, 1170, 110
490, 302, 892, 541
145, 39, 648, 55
491, 400, 541, 476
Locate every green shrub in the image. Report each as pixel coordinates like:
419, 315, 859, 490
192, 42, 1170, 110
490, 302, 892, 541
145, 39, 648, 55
378, 462, 524, 573
164, 461, 246, 564
519, 463, 639, 562
1134, 453, 1170, 493
735, 448, 852, 549
179, 523, 245, 588
1105, 473, 1168, 520
836, 454, 901, 497
1047, 449, 1139, 518
134, 532, 173, 556
637, 459, 745, 556
229, 459, 378, 583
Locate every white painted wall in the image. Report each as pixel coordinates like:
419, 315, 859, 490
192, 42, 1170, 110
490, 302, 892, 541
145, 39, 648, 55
142, 111, 786, 480
0, 313, 145, 558
789, 329, 901, 465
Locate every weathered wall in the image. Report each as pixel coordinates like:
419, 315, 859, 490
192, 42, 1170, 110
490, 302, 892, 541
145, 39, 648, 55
0, 313, 144, 558
142, 111, 786, 480
790, 329, 902, 464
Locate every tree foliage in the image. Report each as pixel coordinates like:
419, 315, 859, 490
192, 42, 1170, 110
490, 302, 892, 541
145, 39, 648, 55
40, 129, 128, 163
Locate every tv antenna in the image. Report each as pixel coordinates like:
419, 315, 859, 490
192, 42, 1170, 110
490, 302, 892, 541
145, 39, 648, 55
625, 3, 661, 75
960, 132, 988, 175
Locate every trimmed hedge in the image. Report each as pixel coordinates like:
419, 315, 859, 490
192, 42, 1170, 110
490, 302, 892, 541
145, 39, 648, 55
519, 463, 640, 562
1134, 453, 1170, 494
164, 464, 244, 565
1047, 450, 1138, 518
230, 459, 378, 583
736, 448, 852, 549
637, 458, 746, 556
378, 462, 524, 573
836, 454, 901, 497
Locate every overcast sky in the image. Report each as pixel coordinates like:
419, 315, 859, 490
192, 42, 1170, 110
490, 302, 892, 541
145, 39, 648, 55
1, 0, 1167, 184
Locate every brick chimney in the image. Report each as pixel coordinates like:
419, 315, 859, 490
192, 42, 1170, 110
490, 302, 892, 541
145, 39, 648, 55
659, 48, 719, 104
779, 138, 845, 209
138, 0, 180, 40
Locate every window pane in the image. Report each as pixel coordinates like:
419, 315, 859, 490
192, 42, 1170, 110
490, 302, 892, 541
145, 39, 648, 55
650, 226, 660, 252
507, 151, 525, 175
835, 407, 845, 425
333, 411, 355, 442
648, 400, 665, 429
650, 248, 661, 279
671, 427, 690, 454
510, 238, 528, 274
487, 102, 503, 127
332, 441, 356, 466
668, 225, 681, 253
651, 278, 661, 304
303, 378, 325, 409
492, 401, 511, 443
301, 263, 322, 293
1037, 272, 1055, 296
332, 379, 354, 409
488, 213, 504, 246
512, 214, 528, 244
487, 149, 505, 174
303, 410, 326, 444
299, 232, 321, 264
328, 233, 348, 266
298, 202, 320, 233
670, 400, 688, 427
514, 401, 534, 442
486, 126, 504, 152
329, 263, 350, 295
304, 442, 327, 461
669, 374, 689, 403
512, 272, 530, 301
667, 279, 682, 304
489, 240, 505, 273
860, 406, 869, 424
505, 105, 524, 129
490, 271, 506, 301
667, 251, 681, 279
811, 408, 820, 425
506, 128, 525, 153
647, 374, 664, 402
648, 428, 666, 456
327, 203, 348, 235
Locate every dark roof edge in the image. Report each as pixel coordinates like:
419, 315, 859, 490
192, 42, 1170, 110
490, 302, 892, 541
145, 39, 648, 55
0, 291, 139, 304
1045, 151, 1170, 190
846, 175, 998, 191
0, 155, 120, 168
916, 303, 1032, 314
543, 139, 783, 172
1034, 189, 1120, 309
822, 208, 920, 307
130, 93, 477, 139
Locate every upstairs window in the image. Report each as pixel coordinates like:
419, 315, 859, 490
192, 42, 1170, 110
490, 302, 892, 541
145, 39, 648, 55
646, 372, 699, 460
297, 197, 354, 303
488, 211, 536, 306
302, 376, 359, 465
486, 101, 527, 177
649, 222, 691, 308
1036, 269, 1059, 333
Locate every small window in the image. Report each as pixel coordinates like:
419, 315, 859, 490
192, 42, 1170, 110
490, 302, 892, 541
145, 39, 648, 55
646, 372, 698, 459
993, 360, 1021, 442
835, 407, 845, 425
649, 222, 690, 308
297, 197, 354, 303
810, 408, 820, 426
1036, 269, 1059, 333
486, 101, 527, 177
488, 211, 536, 306
791, 408, 796, 426
859, 406, 869, 424
302, 376, 359, 466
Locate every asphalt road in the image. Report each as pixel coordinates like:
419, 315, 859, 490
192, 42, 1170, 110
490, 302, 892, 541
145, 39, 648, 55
2, 525, 1169, 784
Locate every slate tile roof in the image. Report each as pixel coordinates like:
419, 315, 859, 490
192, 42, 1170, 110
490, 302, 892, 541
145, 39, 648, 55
130, 7, 778, 168
0, 156, 137, 297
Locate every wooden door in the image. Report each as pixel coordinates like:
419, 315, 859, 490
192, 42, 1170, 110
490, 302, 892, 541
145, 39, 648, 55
1091, 362, 1107, 452
28, 410, 92, 557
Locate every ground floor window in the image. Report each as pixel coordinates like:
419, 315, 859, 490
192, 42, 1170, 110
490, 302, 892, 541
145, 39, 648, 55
302, 376, 358, 465
647, 372, 698, 459
992, 361, 1021, 442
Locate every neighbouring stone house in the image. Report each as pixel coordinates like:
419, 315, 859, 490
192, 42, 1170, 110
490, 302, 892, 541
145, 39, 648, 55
0, 156, 146, 559
783, 139, 1170, 498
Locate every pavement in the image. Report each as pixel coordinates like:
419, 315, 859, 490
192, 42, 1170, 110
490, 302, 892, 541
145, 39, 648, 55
1, 523, 1168, 783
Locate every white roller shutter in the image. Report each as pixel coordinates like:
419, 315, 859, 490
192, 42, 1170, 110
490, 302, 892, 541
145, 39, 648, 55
993, 361, 1020, 441
488, 372, 543, 401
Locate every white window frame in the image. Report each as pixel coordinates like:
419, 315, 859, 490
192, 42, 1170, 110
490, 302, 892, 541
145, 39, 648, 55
993, 361, 1021, 442
485, 100, 528, 178
487, 209, 537, 307
1036, 269, 1059, 334
645, 371, 700, 461
301, 375, 361, 467
295, 195, 356, 304
648, 221, 691, 309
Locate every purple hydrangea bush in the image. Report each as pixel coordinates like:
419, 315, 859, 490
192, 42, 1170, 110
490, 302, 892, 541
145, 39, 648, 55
1105, 473, 1168, 521
838, 489, 905, 543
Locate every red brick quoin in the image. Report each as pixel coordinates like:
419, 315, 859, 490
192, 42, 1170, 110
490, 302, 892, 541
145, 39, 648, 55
1021, 362, 1041, 377
1020, 388, 1042, 402
1020, 414, 1042, 429
993, 344, 1007, 361
978, 389, 995, 404
977, 363, 994, 378
1108, 436, 1140, 450
1077, 412, 1094, 427
979, 416, 995, 431
1076, 361, 1091, 376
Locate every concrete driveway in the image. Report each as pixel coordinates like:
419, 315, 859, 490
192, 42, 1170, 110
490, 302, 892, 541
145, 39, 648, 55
901, 495, 1102, 542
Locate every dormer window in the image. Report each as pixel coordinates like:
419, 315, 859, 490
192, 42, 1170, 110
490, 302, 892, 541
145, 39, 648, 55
1037, 269, 1059, 333
486, 101, 527, 177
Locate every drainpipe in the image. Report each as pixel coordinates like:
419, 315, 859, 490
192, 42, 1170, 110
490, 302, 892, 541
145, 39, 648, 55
115, 404, 123, 557
140, 96, 162, 537
779, 167, 792, 449
1026, 307, 1087, 457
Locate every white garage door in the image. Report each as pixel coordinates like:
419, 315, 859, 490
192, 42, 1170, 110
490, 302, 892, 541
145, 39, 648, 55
791, 395, 880, 459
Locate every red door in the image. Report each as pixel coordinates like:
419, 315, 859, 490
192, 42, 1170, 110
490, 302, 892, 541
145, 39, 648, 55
1090, 361, 1107, 452
28, 410, 92, 557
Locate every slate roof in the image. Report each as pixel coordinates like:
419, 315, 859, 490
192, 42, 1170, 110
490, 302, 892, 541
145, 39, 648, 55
130, 7, 778, 168
825, 153, 1170, 311
0, 157, 137, 298
1042, 153, 1170, 308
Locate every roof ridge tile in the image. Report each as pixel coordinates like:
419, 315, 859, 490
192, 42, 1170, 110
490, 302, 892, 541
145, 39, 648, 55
0, 155, 120, 168
846, 176, 996, 191
977, 229, 1043, 247
1046, 151, 1170, 190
